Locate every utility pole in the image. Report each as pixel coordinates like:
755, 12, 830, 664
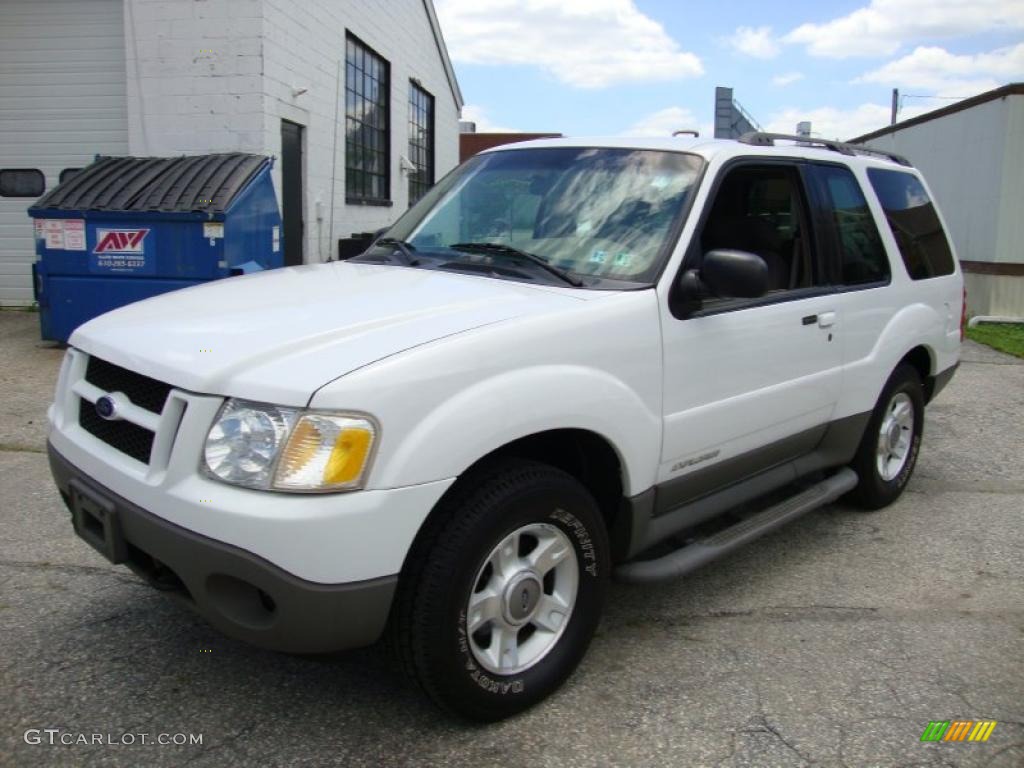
891, 89, 899, 125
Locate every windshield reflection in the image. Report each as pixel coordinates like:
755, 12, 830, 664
375, 147, 703, 288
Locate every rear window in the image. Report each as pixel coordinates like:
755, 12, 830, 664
816, 165, 889, 286
867, 168, 955, 280
0, 168, 45, 198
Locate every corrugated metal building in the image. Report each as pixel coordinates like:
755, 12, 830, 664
852, 84, 1024, 317
0, 0, 462, 307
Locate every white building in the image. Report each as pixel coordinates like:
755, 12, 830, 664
852, 84, 1024, 317
0, 0, 463, 306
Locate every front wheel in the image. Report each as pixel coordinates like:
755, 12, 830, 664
389, 460, 610, 721
848, 363, 925, 509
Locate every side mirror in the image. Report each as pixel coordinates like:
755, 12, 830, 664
700, 249, 768, 299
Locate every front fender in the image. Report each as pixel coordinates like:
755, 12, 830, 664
372, 364, 660, 496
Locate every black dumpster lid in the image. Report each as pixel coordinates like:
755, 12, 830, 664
32, 153, 270, 214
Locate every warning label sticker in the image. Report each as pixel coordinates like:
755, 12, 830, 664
43, 220, 64, 250
63, 220, 86, 251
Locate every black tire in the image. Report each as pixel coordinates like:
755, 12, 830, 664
848, 363, 925, 510
388, 459, 610, 722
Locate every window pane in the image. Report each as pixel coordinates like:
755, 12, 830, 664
701, 166, 821, 291
344, 35, 390, 201
0, 169, 45, 197
867, 168, 955, 280
818, 166, 889, 285
407, 82, 434, 205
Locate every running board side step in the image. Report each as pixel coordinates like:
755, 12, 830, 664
614, 468, 858, 584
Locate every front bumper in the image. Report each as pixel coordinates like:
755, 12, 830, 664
49, 443, 395, 653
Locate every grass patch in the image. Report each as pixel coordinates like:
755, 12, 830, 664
966, 322, 1024, 358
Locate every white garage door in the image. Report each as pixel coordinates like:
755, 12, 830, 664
0, 0, 128, 306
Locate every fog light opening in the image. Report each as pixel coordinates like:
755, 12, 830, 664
205, 574, 277, 629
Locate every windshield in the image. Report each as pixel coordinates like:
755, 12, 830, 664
357, 147, 704, 288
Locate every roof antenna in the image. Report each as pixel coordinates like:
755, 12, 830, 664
672, 129, 700, 138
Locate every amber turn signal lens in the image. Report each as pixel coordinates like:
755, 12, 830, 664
273, 414, 376, 491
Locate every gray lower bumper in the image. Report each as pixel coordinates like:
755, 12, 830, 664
48, 442, 396, 654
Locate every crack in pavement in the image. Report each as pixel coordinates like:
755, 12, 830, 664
0, 558, 146, 587
960, 359, 1024, 367
0, 443, 46, 454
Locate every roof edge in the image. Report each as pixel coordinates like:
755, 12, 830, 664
850, 82, 1024, 144
422, 0, 463, 110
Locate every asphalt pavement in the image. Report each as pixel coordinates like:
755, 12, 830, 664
1, 309, 1021, 767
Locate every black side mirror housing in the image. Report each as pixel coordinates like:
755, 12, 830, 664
700, 249, 768, 299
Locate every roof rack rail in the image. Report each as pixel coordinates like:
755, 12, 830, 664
737, 132, 913, 167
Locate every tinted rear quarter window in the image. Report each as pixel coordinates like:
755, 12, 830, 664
816, 165, 889, 285
867, 168, 955, 280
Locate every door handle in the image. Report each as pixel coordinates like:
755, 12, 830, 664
817, 311, 836, 328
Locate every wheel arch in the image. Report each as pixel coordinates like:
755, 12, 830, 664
397, 428, 633, 582
898, 344, 943, 403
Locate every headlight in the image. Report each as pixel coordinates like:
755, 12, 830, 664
203, 399, 377, 492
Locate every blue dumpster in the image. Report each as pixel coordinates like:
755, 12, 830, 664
29, 153, 283, 342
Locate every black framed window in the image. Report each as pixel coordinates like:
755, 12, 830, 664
867, 168, 954, 280
345, 34, 390, 204
0, 169, 44, 197
812, 165, 889, 286
59, 168, 82, 184
698, 164, 822, 292
408, 82, 434, 205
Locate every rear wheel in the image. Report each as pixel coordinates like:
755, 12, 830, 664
848, 364, 924, 509
389, 459, 609, 721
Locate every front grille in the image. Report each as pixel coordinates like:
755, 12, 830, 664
79, 399, 155, 464
85, 356, 171, 415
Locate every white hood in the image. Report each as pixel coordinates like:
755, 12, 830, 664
70, 262, 588, 405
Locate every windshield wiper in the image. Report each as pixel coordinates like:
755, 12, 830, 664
370, 237, 420, 266
449, 242, 583, 287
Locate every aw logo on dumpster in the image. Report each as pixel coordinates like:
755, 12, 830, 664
94, 229, 149, 254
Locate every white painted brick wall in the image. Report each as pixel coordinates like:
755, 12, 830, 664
125, 0, 461, 263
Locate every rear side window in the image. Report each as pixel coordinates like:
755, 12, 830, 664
867, 168, 955, 280
59, 168, 82, 184
815, 165, 889, 285
0, 168, 45, 197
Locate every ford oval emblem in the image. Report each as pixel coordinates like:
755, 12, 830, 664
95, 395, 118, 421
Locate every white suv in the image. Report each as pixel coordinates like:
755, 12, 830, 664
47, 134, 963, 720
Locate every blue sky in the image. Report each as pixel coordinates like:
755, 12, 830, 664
435, 0, 1024, 140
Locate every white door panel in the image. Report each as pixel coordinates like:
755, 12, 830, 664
659, 293, 842, 483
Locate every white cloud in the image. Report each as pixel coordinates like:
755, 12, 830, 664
621, 107, 710, 138
784, 0, 1024, 59
435, 0, 703, 89
772, 72, 804, 87
726, 26, 780, 59
764, 102, 932, 141
857, 43, 1024, 95
460, 104, 520, 133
